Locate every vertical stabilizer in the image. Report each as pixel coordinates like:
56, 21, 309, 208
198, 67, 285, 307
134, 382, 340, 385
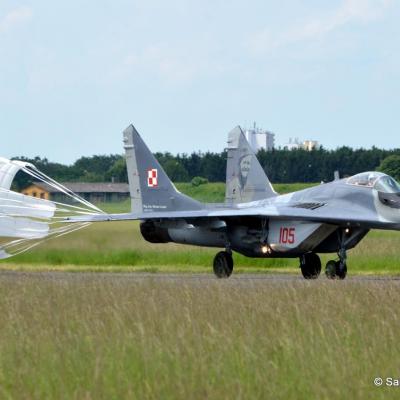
123, 125, 203, 213
225, 126, 277, 203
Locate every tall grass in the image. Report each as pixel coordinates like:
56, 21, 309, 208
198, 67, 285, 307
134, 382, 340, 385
0, 276, 398, 399
5, 219, 400, 274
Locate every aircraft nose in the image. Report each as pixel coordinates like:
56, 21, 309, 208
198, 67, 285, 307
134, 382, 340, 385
378, 192, 400, 209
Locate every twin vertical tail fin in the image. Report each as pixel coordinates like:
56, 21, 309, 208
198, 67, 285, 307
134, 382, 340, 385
225, 126, 277, 204
123, 124, 275, 211
123, 125, 203, 213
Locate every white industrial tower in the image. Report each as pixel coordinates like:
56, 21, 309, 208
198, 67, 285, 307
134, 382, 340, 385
244, 123, 275, 153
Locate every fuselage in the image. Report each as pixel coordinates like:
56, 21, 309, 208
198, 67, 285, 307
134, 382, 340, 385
140, 172, 400, 259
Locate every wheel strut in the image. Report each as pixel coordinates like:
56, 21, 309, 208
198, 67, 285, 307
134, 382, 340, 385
326, 229, 348, 280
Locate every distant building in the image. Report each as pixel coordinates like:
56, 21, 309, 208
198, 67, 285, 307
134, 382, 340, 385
23, 184, 50, 200
284, 138, 320, 151
244, 123, 275, 153
303, 140, 319, 151
284, 138, 302, 151
22, 182, 130, 203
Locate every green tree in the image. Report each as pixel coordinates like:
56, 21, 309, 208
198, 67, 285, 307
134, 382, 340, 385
191, 176, 209, 186
163, 159, 189, 182
11, 156, 79, 189
106, 157, 128, 183
378, 155, 400, 180
73, 155, 121, 181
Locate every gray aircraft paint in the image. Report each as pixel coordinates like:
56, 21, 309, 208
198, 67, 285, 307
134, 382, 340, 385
123, 126, 143, 213
267, 221, 334, 253
373, 190, 400, 222
225, 126, 276, 204
123, 125, 202, 213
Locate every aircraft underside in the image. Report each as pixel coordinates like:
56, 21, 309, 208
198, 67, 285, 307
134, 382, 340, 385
140, 218, 370, 280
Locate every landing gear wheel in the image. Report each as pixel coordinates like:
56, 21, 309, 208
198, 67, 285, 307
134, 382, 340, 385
325, 260, 337, 279
300, 253, 321, 279
325, 260, 347, 280
335, 261, 347, 280
213, 251, 233, 278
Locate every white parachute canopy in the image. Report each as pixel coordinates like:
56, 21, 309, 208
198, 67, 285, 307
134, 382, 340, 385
0, 157, 105, 259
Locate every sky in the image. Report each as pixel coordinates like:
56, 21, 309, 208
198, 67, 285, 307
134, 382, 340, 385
0, 0, 399, 164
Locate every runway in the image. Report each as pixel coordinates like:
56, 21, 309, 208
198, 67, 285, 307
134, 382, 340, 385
1, 270, 399, 285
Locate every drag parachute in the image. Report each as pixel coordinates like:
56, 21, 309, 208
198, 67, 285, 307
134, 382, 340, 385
0, 157, 104, 259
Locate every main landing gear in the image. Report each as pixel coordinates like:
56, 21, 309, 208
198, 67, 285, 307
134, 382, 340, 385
213, 251, 233, 278
300, 252, 321, 279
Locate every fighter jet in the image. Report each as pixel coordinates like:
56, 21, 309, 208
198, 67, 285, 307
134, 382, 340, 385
71, 125, 400, 280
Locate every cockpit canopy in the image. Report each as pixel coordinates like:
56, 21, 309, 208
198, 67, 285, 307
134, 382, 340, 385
347, 172, 400, 208
375, 175, 400, 194
347, 172, 385, 188
347, 172, 400, 194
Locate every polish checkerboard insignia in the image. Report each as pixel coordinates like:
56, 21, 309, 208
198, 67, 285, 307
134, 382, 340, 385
147, 169, 158, 187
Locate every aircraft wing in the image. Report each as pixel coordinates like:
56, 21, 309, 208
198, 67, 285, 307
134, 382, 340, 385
64, 200, 399, 230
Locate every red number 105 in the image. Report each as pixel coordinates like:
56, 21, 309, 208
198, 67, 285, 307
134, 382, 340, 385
279, 227, 295, 244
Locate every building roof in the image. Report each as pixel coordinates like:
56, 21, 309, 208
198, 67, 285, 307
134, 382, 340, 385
26, 182, 130, 194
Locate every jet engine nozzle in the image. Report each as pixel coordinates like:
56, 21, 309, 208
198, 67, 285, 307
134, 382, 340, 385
140, 221, 171, 243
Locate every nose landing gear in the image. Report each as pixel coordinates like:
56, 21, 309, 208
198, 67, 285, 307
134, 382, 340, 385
325, 245, 348, 280
325, 260, 347, 280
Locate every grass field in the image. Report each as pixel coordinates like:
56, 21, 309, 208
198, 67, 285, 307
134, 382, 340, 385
4, 220, 400, 275
175, 182, 318, 203
2, 182, 400, 275
0, 274, 399, 399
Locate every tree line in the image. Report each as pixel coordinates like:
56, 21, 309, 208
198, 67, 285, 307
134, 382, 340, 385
12, 146, 400, 189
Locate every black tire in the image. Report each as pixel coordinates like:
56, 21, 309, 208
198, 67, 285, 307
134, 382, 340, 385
335, 261, 347, 280
213, 251, 233, 278
300, 253, 321, 279
325, 260, 337, 279
325, 260, 347, 280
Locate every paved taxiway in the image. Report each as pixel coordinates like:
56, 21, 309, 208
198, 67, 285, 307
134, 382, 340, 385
0, 270, 399, 284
